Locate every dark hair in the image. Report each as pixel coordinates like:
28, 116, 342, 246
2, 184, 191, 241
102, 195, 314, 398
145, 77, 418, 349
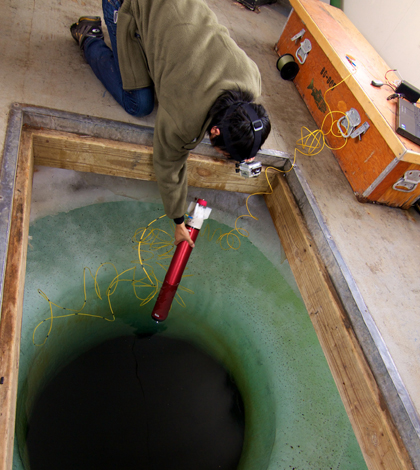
207, 89, 271, 161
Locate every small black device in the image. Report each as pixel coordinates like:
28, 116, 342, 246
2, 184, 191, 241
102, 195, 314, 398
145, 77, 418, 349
396, 98, 420, 146
236, 161, 262, 178
277, 54, 300, 81
395, 80, 420, 103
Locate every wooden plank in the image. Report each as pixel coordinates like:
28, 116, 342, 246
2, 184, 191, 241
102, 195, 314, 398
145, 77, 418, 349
0, 132, 34, 470
264, 173, 414, 470
29, 129, 279, 194
402, 149, 420, 166
31, 129, 156, 180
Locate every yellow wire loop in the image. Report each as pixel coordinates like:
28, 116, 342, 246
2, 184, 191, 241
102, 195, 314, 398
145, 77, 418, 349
33, 214, 194, 346
34, 63, 358, 346
295, 69, 357, 158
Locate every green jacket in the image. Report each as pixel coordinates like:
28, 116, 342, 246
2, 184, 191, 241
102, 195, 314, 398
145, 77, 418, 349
117, 0, 261, 219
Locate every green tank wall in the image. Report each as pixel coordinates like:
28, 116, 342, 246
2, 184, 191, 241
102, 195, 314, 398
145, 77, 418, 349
14, 195, 367, 469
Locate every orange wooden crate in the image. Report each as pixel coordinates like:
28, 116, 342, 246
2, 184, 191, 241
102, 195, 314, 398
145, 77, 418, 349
276, 0, 420, 209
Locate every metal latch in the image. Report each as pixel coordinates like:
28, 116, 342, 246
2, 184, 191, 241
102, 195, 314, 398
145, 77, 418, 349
393, 170, 420, 192
337, 108, 361, 138
350, 121, 370, 140
296, 39, 312, 64
291, 29, 305, 44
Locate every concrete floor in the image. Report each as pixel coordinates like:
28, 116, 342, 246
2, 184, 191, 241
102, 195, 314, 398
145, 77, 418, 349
1, 0, 420, 465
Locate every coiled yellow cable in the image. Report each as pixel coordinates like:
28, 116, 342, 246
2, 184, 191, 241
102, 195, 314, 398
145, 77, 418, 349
33, 63, 358, 345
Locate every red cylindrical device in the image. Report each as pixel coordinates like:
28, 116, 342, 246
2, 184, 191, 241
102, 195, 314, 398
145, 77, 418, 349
151, 199, 209, 322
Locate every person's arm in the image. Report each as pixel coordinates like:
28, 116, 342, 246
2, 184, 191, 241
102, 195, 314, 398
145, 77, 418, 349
153, 108, 195, 246
174, 219, 195, 247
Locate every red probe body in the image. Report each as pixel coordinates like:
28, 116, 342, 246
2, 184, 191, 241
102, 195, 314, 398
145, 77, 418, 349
151, 199, 210, 322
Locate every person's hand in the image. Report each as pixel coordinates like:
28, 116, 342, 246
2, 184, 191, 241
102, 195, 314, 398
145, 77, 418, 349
174, 222, 195, 248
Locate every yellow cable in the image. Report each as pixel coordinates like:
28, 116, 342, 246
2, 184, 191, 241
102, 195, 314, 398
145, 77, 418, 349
33, 266, 116, 346
219, 64, 359, 248
33, 215, 194, 345
34, 63, 360, 345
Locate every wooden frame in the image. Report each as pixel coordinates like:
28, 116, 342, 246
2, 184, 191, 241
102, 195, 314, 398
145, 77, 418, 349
0, 106, 416, 470
30, 128, 281, 194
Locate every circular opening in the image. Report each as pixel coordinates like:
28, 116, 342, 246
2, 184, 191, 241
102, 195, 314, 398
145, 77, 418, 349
26, 334, 245, 470
276, 54, 299, 81
16, 200, 367, 470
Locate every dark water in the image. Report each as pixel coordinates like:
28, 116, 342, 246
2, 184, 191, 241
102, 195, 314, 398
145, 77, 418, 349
26, 335, 245, 470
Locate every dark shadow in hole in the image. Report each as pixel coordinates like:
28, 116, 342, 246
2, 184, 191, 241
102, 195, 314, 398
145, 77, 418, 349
26, 334, 245, 470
